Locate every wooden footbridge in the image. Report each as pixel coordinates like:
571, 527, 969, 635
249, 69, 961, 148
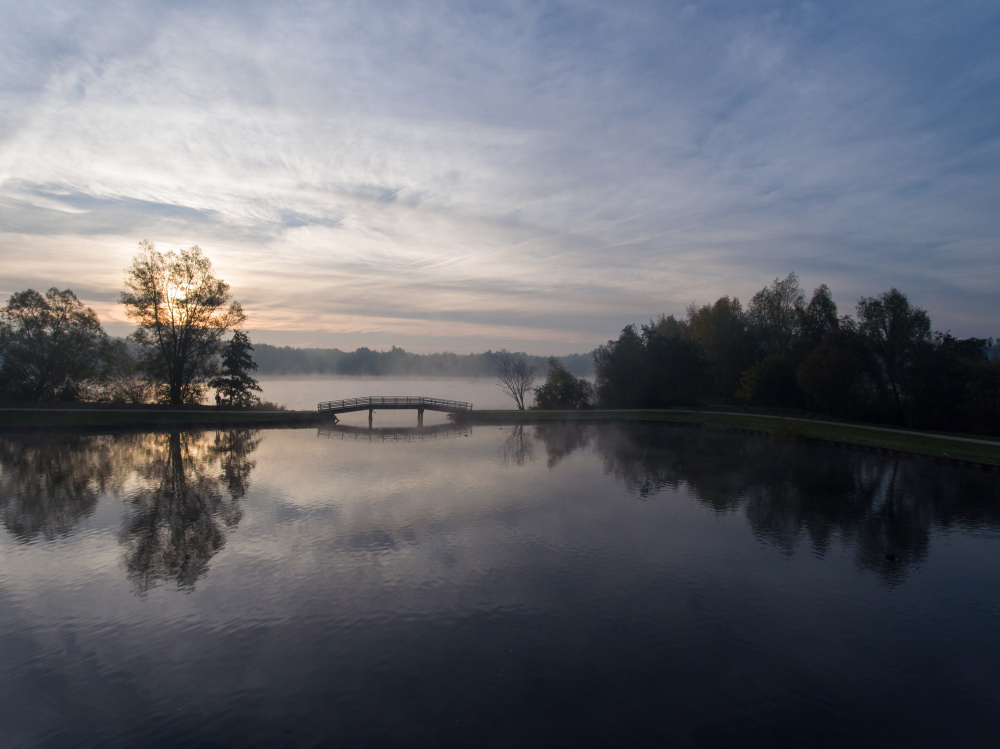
317, 396, 473, 426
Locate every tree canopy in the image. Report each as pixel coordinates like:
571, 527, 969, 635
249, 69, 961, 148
0, 288, 105, 401
534, 357, 592, 409
120, 241, 245, 405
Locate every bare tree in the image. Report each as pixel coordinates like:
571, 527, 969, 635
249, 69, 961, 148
492, 349, 536, 410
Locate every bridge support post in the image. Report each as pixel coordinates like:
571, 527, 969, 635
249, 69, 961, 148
368, 408, 373, 428
417, 407, 424, 427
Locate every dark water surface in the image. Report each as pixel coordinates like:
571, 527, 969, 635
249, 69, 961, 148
1, 423, 998, 748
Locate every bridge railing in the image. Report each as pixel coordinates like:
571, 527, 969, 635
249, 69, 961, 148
317, 396, 473, 413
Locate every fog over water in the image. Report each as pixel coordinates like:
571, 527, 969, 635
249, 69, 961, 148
1, 423, 998, 747
259, 375, 539, 423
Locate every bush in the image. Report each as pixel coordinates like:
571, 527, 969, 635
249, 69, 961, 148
534, 357, 592, 409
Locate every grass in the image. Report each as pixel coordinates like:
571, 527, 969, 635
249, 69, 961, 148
0, 408, 325, 430
459, 409, 1000, 466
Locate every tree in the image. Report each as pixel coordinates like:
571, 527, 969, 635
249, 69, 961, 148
534, 357, 593, 409
746, 273, 805, 356
593, 325, 647, 408
795, 284, 839, 354
797, 327, 875, 419
210, 331, 262, 407
856, 288, 931, 423
120, 241, 245, 405
685, 296, 749, 403
493, 349, 536, 410
736, 354, 798, 407
0, 288, 105, 401
640, 317, 705, 407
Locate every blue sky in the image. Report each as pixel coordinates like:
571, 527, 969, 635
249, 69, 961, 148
1, 0, 997, 352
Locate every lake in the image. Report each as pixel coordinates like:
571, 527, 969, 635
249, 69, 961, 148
1, 422, 998, 748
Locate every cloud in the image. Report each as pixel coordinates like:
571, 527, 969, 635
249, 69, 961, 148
0, 0, 997, 351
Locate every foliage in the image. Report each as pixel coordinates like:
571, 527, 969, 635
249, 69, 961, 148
907, 334, 999, 433
856, 288, 931, 422
746, 273, 805, 356
795, 284, 840, 354
593, 325, 647, 408
593, 320, 704, 409
534, 357, 593, 409
210, 331, 262, 407
685, 296, 750, 404
736, 355, 799, 408
796, 328, 875, 419
120, 241, 245, 405
493, 349, 537, 410
0, 288, 105, 401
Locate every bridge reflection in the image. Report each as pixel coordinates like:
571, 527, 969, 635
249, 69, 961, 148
317, 423, 473, 442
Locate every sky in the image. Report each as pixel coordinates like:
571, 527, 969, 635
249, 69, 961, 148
1, 0, 998, 354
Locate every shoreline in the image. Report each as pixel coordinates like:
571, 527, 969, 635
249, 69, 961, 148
453, 409, 1000, 469
3, 405, 997, 469
0, 408, 331, 431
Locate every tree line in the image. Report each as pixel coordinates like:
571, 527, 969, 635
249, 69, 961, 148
531, 273, 999, 435
0, 242, 261, 407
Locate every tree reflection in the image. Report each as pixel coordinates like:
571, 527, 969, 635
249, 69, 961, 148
0, 434, 123, 541
212, 429, 261, 500
501, 425, 535, 467
533, 422, 593, 468
0, 428, 260, 590
121, 429, 259, 591
534, 422, 1000, 585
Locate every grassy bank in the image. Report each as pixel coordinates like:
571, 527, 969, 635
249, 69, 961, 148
0, 408, 326, 430
459, 409, 1000, 467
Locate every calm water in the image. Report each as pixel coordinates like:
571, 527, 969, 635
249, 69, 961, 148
1, 423, 998, 748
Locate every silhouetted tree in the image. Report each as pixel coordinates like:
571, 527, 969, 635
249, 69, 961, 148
120, 241, 245, 405
593, 325, 647, 408
641, 316, 705, 406
210, 330, 262, 407
493, 349, 536, 410
737, 354, 798, 407
906, 334, 1000, 435
0, 288, 105, 401
856, 288, 931, 423
534, 357, 592, 409
686, 296, 750, 404
746, 273, 805, 356
795, 284, 839, 354
797, 327, 876, 418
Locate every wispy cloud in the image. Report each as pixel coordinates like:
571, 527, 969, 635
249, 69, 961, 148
1, 0, 997, 352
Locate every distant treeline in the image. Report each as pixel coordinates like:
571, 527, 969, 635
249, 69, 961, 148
587, 273, 1000, 435
253, 344, 594, 378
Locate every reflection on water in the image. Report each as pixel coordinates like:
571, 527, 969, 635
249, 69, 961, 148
0, 435, 123, 541
529, 422, 1000, 585
2, 423, 997, 589
1, 429, 260, 592
121, 430, 259, 592
318, 423, 472, 442
0, 423, 998, 747
501, 424, 534, 467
